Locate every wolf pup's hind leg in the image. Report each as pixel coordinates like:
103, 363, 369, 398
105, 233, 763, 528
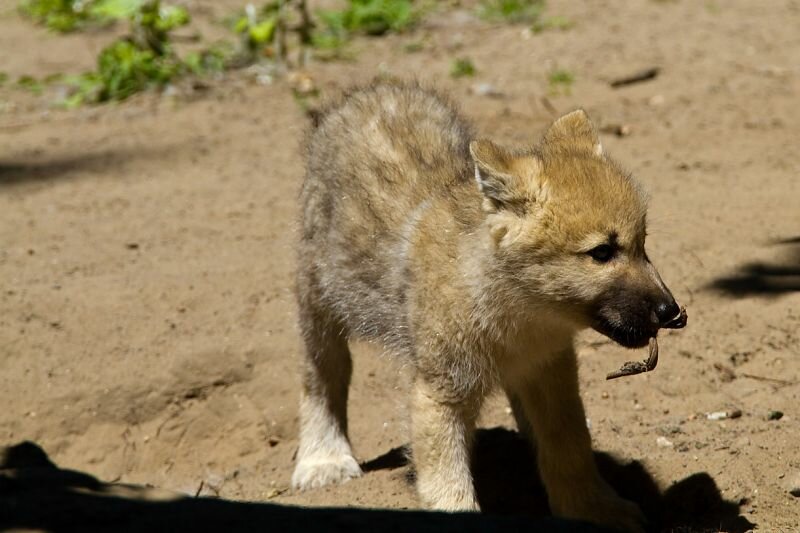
291, 272, 362, 490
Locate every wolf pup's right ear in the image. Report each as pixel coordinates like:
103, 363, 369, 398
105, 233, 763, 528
542, 109, 603, 156
469, 139, 542, 213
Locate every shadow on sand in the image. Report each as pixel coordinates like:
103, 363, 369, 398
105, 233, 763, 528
1, 430, 753, 533
0, 144, 180, 187
709, 237, 800, 296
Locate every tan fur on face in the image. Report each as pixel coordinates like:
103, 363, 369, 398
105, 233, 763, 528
292, 80, 674, 532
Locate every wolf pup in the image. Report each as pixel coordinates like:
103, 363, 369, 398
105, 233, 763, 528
292, 81, 683, 532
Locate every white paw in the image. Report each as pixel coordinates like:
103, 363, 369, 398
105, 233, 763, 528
291, 454, 363, 490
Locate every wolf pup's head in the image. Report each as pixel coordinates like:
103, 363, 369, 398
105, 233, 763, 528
470, 110, 684, 348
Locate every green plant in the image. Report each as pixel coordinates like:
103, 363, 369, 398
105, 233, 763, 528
232, 2, 280, 60
450, 57, 475, 78
63, 0, 191, 105
321, 0, 415, 36
19, 0, 92, 32
19, 0, 142, 32
97, 40, 182, 99
312, 0, 417, 55
16, 75, 45, 94
547, 68, 574, 95
477, 0, 545, 23
184, 42, 235, 75
531, 14, 572, 33
403, 40, 424, 53
225, 1, 318, 65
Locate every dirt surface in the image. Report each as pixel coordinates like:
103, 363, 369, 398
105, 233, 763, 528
2, 0, 799, 531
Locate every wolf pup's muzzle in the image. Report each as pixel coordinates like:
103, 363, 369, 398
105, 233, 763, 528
591, 282, 687, 349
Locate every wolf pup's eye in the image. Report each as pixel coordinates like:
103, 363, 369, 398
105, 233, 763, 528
588, 244, 615, 263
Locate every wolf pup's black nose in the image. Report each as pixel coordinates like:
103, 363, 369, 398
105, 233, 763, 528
655, 299, 681, 326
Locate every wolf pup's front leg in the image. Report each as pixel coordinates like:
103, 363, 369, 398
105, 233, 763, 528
509, 348, 645, 533
411, 378, 482, 511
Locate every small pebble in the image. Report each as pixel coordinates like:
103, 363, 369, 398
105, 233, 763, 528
599, 123, 632, 137
205, 472, 225, 494
288, 71, 317, 96
471, 83, 502, 98
656, 436, 673, 448
706, 409, 742, 421
767, 410, 783, 421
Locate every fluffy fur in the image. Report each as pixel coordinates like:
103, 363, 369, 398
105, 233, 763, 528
292, 80, 680, 532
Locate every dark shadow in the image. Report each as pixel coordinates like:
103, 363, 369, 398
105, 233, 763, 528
360, 444, 408, 473
1, 436, 753, 533
0, 441, 611, 533
355, 428, 753, 532
709, 237, 800, 296
0, 145, 178, 187
468, 428, 754, 532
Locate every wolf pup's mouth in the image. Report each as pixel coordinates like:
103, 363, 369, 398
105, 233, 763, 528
592, 318, 655, 349
593, 306, 688, 349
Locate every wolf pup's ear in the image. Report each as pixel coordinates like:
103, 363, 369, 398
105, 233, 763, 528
543, 109, 603, 157
470, 139, 541, 212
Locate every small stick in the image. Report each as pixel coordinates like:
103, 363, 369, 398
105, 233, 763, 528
739, 373, 796, 386
609, 67, 660, 88
606, 337, 659, 380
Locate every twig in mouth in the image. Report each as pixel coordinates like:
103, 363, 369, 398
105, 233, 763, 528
606, 337, 659, 380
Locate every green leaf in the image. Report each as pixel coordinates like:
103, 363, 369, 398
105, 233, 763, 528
249, 16, 277, 44
89, 0, 143, 19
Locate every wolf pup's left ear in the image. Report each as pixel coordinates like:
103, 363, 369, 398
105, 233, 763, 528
470, 139, 542, 212
543, 109, 603, 157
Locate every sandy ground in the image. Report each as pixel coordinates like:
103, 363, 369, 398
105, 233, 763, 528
1, 0, 799, 531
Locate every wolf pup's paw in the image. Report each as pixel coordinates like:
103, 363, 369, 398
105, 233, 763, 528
291, 453, 363, 490
550, 483, 646, 533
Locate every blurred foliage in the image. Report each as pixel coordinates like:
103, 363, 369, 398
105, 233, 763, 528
11, 0, 574, 106
184, 43, 236, 75
231, 2, 280, 61
450, 57, 475, 78
531, 14, 572, 33
312, 0, 417, 54
477, 0, 545, 23
18, 0, 143, 32
547, 67, 574, 95
16, 75, 45, 94
62, 0, 192, 105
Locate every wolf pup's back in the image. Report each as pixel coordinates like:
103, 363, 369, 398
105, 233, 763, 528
299, 82, 474, 347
